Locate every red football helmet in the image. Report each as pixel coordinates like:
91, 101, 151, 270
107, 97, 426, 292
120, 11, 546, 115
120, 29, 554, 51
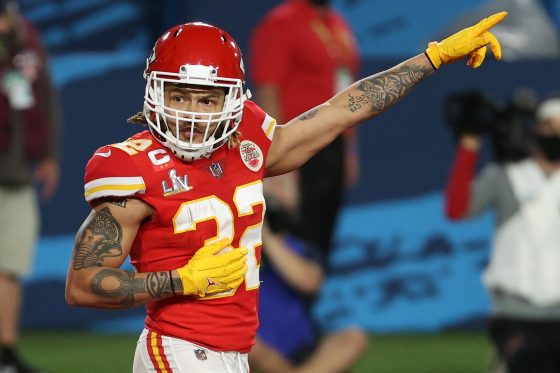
143, 22, 248, 161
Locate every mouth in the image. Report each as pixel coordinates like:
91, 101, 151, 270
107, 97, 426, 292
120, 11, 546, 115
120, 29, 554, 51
177, 125, 207, 142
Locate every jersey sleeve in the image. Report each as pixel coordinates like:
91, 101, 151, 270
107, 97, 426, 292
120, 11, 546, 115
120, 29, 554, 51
83, 145, 146, 206
244, 100, 277, 145
260, 112, 277, 143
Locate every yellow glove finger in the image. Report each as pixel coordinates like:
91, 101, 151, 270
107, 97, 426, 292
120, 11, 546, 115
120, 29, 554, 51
193, 238, 232, 257
205, 247, 247, 268
224, 277, 244, 292
219, 265, 248, 287
215, 253, 247, 273
475, 11, 508, 34
467, 46, 487, 68
485, 31, 502, 60
194, 249, 247, 274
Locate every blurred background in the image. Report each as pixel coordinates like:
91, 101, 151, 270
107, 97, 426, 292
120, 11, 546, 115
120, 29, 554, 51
9, 0, 560, 372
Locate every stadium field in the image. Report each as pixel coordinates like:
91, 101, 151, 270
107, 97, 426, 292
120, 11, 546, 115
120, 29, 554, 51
19, 330, 493, 372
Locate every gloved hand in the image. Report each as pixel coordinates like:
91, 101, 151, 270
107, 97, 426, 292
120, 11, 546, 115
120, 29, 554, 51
425, 11, 507, 69
176, 238, 248, 297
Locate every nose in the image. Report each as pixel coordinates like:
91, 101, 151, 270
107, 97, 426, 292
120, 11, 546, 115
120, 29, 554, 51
176, 100, 197, 114
176, 103, 204, 121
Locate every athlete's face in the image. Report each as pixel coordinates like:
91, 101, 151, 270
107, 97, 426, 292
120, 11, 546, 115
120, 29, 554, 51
163, 84, 226, 143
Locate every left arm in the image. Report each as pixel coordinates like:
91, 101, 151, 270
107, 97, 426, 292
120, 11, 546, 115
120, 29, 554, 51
265, 11, 507, 177
265, 54, 434, 176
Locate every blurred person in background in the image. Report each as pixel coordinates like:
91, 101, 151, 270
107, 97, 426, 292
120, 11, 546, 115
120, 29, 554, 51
249, 186, 367, 373
250, 0, 360, 262
445, 92, 560, 373
65, 12, 507, 373
0, 0, 60, 372
249, 0, 367, 362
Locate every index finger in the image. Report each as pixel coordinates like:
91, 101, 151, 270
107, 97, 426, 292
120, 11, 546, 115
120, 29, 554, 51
479, 11, 508, 31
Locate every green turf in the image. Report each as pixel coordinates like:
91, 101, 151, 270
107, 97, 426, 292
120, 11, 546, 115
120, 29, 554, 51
353, 331, 494, 373
19, 331, 137, 373
18, 330, 493, 373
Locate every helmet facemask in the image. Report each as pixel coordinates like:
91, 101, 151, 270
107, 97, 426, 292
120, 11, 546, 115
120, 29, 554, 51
144, 64, 245, 161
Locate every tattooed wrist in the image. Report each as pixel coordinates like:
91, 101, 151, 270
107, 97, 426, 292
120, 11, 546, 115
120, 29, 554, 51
91, 269, 175, 306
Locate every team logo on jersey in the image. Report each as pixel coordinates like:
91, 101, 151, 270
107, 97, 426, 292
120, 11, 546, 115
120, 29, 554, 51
209, 162, 224, 178
162, 169, 192, 196
194, 348, 207, 361
239, 140, 263, 172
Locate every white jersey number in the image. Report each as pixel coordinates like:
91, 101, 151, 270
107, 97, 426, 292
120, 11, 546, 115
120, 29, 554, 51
172, 181, 264, 293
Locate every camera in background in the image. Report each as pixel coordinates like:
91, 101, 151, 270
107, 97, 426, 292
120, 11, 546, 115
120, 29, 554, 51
445, 88, 538, 163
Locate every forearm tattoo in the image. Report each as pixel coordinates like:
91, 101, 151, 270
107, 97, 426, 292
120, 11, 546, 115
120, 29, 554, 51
91, 269, 176, 306
298, 108, 319, 121
73, 207, 123, 270
348, 64, 432, 113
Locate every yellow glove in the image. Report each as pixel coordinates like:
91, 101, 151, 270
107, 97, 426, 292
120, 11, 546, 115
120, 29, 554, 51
425, 11, 508, 69
176, 238, 248, 298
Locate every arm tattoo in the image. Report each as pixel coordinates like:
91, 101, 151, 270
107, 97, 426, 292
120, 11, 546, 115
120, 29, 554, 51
73, 207, 123, 270
298, 108, 319, 121
91, 269, 175, 306
348, 64, 432, 114
146, 272, 173, 299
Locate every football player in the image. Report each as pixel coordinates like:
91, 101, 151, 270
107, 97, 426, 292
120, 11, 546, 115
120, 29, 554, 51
65, 13, 507, 373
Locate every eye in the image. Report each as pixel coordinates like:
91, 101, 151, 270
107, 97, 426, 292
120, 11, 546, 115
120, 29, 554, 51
200, 98, 216, 106
171, 95, 184, 103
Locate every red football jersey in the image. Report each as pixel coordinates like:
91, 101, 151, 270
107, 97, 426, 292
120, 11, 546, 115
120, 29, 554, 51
83, 101, 277, 352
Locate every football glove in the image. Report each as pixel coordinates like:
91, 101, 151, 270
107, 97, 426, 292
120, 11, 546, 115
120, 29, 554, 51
425, 11, 507, 69
176, 238, 248, 297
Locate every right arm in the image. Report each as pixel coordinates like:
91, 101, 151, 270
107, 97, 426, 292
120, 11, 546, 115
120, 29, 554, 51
65, 198, 182, 309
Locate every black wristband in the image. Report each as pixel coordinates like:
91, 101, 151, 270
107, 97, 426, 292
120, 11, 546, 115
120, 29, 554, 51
169, 270, 176, 296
